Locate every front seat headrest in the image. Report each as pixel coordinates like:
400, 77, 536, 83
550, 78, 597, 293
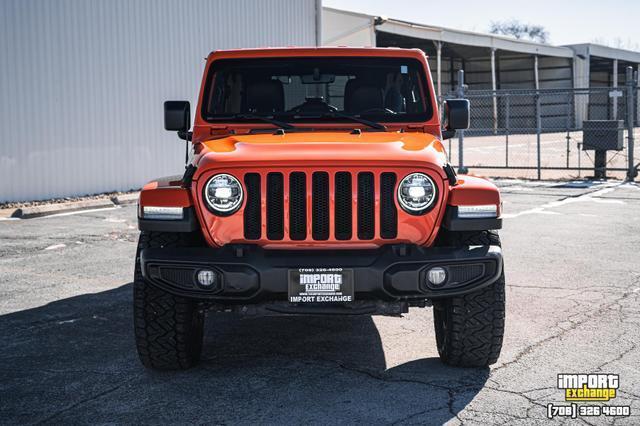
245, 79, 284, 114
344, 79, 383, 114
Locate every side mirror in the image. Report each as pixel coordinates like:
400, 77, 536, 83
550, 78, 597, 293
164, 100, 190, 132
443, 99, 470, 131
441, 129, 456, 140
177, 130, 192, 141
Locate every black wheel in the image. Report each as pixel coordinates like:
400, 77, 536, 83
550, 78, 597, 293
133, 231, 204, 370
433, 230, 505, 367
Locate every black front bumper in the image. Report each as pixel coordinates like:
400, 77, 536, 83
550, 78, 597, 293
140, 244, 502, 304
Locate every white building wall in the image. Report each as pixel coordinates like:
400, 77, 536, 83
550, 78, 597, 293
322, 7, 375, 46
0, 0, 319, 202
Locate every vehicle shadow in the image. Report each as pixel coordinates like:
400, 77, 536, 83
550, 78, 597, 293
0, 283, 489, 424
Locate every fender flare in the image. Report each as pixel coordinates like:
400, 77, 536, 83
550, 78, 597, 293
443, 175, 502, 231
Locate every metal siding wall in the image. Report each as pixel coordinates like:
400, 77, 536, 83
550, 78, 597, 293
0, 0, 317, 202
322, 8, 375, 46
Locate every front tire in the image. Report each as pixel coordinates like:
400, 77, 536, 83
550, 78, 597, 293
433, 230, 505, 367
133, 231, 204, 370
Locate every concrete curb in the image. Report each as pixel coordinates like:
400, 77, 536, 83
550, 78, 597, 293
3, 192, 140, 219
16, 199, 117, 219
112, 193, 139, 205
0, 208, 19, 219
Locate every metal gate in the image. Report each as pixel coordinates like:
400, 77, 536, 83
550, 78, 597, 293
444, 68, 639, 180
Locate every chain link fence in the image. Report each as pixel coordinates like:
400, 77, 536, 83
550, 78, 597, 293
444, 68, 639, 180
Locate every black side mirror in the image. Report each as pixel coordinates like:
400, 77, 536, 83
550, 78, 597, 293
443, 99, 470, 131
164, 101, 190, 132
441, 129, 456, 140
177, 130, 192, 141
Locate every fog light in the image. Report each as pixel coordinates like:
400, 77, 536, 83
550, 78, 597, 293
197, 269, 217, 287
427, 267, 447, 287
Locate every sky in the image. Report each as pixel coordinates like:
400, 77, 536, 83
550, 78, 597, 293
324, 0, 640, 49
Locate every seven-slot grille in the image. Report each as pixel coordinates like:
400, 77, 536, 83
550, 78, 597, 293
242, 171, 398, 241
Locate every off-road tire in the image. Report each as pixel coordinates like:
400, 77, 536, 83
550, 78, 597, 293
433, 230, 505, 367
133, 231, 204, 370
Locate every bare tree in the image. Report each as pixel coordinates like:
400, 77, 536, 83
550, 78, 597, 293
489, 20, 549, 43
592, 37, 640, 51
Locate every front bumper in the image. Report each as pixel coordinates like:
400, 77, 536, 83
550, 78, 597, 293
140, 243, 502, 304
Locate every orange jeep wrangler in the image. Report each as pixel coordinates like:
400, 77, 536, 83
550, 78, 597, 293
135, 47, 504, 370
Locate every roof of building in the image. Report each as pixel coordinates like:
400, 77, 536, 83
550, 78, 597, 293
324, 7, 640, 62
565, 43, 640, 64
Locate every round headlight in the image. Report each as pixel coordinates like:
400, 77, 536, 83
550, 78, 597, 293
203, 174, 243, 215
398, 173, 437, 214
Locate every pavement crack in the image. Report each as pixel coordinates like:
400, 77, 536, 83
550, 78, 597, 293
463, 408, 529, 421
595, 339, 637, 372
484, 384, 548, 420
493, 289, 636, 373
316, 357, 491, 425
447, 389, 464, 424
617, 389, 640, 400
391, 406, 448, 425
316, 358, 449, 390
34, 377, 136, 424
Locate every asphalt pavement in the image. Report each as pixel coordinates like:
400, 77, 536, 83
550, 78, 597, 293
1, 179, 639, 425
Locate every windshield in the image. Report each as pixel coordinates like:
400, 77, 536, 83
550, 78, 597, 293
201, 57, 432, 124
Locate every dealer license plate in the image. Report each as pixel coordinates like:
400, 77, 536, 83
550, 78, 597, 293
288, 268, 354, 303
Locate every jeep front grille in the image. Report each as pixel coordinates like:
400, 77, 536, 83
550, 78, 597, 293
243, 173, 261, 240
312, 172, 330, 240
289, 172, 307, 240
380, 172, 398, 239
243, 171, 398, 242
266, 172, 284, 240
334, 171, 352, 240
357, 172, 375, 240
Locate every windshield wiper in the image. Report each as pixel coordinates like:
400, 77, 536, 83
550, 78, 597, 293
213, 113, 295, 130
294, 111, 386, 131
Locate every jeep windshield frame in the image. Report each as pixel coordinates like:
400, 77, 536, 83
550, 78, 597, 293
200, 57, 433, 126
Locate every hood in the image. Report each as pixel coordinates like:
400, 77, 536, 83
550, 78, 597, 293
194, 131, 448, 176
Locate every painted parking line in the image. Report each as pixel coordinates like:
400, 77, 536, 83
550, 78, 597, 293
502, 183, 622, 218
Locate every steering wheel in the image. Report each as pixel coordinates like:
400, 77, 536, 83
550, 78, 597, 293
357, 107, 396, 115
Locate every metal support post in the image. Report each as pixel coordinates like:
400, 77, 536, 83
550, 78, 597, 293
594, 151, 607, 180
566, 93, 571, 168
612, 59, 619, 120
436, 41, 442, 101
626, 66, 636, 181
505, 94, 510, 167
536, 92, 541, 180
534, 55, 541, 180
491, 48, 498, 134
457, 69, 468, 174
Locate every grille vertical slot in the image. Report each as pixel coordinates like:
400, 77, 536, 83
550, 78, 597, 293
380, 172, 397, 239
243, 173, 261, 240
357, 172, 375, 240
289, 172, 307, 240
312, 172, 330, 240
334, 172, 352, 240
266, 172, 284, 240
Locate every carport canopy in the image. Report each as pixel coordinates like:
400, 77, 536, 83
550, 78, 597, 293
374, 18, 575, 97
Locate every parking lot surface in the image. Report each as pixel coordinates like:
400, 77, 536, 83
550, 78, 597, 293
1, 180, 639, 425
